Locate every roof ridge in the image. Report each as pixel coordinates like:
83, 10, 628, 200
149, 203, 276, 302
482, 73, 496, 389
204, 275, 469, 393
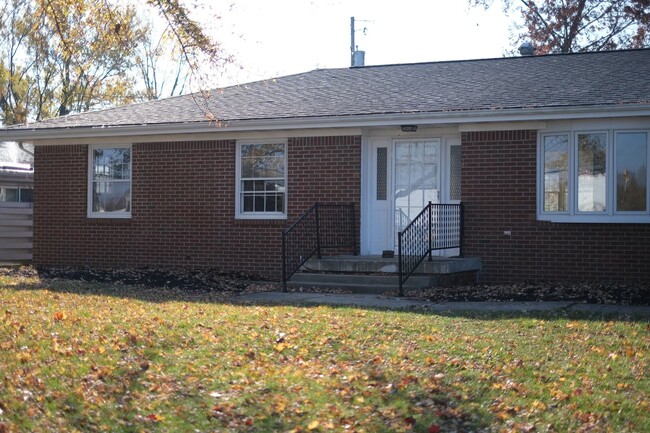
347, 47, 650, 70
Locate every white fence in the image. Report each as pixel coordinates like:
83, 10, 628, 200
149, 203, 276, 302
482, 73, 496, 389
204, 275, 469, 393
0, 202, 33, 264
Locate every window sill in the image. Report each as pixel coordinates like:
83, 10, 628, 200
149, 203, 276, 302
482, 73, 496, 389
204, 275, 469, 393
87, 213, 132, 219
538, 213, 650, 224
235, 213, 287, 221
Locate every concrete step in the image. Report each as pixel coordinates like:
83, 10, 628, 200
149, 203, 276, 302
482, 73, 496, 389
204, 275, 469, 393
287, 255, 482, 293
304, 255, 481, 274
287, 272, 438, 293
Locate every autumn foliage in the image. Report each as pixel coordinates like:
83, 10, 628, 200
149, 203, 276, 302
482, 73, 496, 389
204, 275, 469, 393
471, 0, 650, 54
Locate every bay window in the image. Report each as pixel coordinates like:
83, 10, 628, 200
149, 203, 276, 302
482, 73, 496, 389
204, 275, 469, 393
539, 128, 650, 223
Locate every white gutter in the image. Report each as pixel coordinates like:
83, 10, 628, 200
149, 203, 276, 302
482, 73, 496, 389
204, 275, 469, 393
3, 104, 650, 143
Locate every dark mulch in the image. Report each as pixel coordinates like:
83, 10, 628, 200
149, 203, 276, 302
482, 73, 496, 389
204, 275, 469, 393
2, 265, 258, 292
2, 266, 648, 305
400, 281, 650, 306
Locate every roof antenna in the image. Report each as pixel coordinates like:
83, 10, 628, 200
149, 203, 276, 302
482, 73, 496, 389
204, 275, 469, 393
350, 17, 368, 67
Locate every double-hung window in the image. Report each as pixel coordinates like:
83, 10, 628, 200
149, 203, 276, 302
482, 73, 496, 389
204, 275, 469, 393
88, 144, 131, 218
236, 140, 287, 219
539, 128, 649, 223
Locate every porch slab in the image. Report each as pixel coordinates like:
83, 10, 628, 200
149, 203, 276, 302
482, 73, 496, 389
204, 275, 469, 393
303, 255, 481, 274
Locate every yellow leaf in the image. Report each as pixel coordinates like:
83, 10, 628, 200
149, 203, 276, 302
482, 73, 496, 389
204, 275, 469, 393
308, 420, 320, 430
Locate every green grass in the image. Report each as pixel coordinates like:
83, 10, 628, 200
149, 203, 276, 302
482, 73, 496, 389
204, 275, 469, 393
1, 275, 649, 433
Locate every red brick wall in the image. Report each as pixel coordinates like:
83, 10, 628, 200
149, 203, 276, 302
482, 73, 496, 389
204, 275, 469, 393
461, 130, 650, 283
33, 136, 361, 278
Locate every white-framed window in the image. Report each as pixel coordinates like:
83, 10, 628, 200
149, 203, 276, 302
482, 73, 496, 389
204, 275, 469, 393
235, 140, 287, 219
538, 128, 649, 223
88, 144, 131, 218
0, 186, 32, 203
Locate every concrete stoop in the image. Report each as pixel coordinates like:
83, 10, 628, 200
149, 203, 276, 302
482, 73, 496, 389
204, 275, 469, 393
286, 255, 482, 293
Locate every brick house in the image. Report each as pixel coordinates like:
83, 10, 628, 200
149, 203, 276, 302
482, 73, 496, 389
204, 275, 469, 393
2, 49, 650, 283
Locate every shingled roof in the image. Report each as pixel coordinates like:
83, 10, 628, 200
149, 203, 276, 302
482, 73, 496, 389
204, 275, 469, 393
7, 48, 650, 131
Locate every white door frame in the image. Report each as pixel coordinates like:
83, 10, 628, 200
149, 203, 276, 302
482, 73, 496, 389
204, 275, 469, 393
361, 132, 461, 256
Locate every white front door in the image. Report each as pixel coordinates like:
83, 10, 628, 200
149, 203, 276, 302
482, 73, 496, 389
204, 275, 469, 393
367, 138, 442, 255
368, 138, 392, 254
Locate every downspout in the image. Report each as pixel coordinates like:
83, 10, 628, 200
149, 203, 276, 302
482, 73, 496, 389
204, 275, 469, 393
17, 141, 34, 157
17, 142, 34, 175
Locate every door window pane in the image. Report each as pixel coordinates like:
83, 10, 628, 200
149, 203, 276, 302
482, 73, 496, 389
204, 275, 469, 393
616, 132, 647, 212
577, 133, 607, 212
543, 135, 568, 212
450, 145, 461, 201
376, 147, 387, 200
394, 140, 440, 241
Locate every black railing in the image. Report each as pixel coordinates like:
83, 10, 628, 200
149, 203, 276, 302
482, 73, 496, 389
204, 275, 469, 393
282, 203, 357, 291
398, 202, 464, 296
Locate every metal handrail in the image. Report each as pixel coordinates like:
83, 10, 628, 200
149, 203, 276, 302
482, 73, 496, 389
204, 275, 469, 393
282, 202, 357, 291
398, 202, 463, 296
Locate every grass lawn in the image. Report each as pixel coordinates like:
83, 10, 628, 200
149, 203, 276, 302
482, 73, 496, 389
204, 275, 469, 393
1, 275, 648, 433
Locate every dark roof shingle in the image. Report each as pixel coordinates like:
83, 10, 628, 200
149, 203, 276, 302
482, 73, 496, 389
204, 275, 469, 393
11, 48, 650, 130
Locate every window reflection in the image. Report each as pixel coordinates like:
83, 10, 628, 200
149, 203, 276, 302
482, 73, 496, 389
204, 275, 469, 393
616, 133, 647, 212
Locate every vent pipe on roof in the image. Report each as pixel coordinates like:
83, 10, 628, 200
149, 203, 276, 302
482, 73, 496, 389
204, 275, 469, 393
518, 42, 535, 56
352, 49, 365, 67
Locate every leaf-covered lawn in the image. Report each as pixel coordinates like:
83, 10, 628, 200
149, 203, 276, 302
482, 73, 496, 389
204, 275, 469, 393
1, 276, 648, 433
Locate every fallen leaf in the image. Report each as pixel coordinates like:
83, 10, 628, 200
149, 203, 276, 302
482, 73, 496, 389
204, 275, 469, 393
145, 413, 162, 422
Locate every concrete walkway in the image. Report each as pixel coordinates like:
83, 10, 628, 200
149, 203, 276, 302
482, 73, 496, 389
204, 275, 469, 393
238, 292, 650, 315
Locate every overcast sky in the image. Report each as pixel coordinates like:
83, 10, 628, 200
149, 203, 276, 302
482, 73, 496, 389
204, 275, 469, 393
202, 0, 515, 86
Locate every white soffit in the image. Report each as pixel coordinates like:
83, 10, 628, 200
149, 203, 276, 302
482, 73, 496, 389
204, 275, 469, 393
458, 121, 547, 132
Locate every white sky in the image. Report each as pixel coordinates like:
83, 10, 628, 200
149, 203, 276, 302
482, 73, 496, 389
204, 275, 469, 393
198, 0, 517, 87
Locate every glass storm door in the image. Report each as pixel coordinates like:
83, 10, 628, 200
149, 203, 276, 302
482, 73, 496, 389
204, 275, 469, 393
367, 138, 442, 255
394, 140, 441, 244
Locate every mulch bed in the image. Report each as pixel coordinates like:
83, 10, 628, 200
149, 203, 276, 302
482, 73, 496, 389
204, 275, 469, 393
400, 281, 650, 306
1, 266, 648, 305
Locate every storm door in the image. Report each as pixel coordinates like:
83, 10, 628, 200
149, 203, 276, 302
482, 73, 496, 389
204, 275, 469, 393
393, 140, 441, 245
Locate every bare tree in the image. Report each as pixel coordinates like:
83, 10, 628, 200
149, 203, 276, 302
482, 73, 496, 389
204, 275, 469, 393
470, 0, 650, 54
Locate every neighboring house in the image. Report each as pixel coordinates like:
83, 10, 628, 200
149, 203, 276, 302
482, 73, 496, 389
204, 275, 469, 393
0, 141, 34, 202
1, 49, 649, 282
0, 142, 34, 263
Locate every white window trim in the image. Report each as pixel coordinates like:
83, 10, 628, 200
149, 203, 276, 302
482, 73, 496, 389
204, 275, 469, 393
87, 144, 132, 219
537, 127, 650, 223
235, 139, 288, 220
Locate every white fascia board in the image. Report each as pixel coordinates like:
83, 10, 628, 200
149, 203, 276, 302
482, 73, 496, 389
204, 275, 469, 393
458, 121, 548, 132
4, 103, 650, 143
